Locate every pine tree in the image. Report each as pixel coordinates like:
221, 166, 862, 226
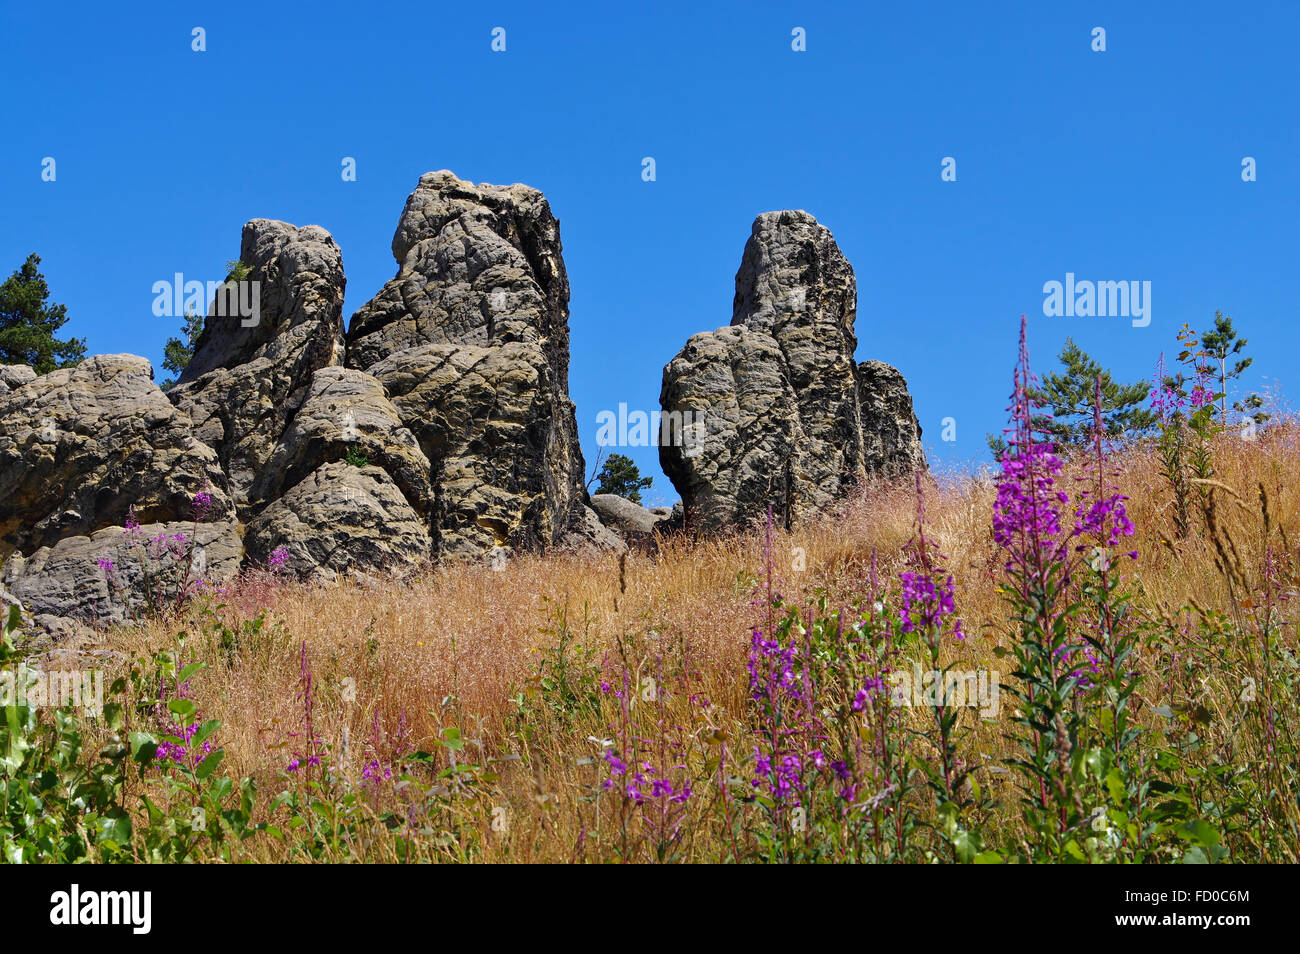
159, 308, 205, 390
1198, 311, 1266, 427
158, 261, 249, 389
0, 254, 86, 374
595, 453, 653, 503
1028, 338, 1155, 450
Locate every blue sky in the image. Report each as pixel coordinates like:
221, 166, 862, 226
2, 1, 1296, 506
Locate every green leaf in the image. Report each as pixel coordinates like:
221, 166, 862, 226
1082, 747, 1107, 781
952, 829, 981, 863
129, 732, 158, 763
97, 808, 132, 847
179, 662, 206, 683
1105, 767, 1126, 804
139, 794, 165, 826
195, 749, 224, 781
1176, 819, 1221, 847
191, 719, 221, 749
167, 698, 197, 719
101, 702, 125, 731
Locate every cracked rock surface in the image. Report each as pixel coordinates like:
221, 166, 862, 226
0, 172, 606, 634
660, 210, 924, 532
346, 171, 589, 559
0, 182, 925, 636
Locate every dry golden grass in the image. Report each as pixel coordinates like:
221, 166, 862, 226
98, 422, 1300, 861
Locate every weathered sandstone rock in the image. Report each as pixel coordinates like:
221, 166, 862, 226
346, 171, 588, 558
247, 365, 432, 520
660, 211, 924, 531
0, 365, 37, 393
590, 494, 672, 536
2, 520, 242, 628
243, 461, 430, 578
168, 219, 346, 508
0, 354, 232, 559
589, 493, 674, 550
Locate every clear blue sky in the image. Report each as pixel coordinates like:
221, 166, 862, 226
3, 1, 1296, 506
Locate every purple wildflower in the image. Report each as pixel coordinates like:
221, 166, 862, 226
287, 641, 324, 774
900, 471, 966, 650
603, 750, 627, 777
124, 507, 141, 542
993, 318, 1075, 584
1150, 353, 1183, 424
153, 677, 215, 767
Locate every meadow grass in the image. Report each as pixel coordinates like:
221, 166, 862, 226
54, 420, 1295, 863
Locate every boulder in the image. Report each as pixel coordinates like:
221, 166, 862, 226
0, 365, 37, 393
0, 583, 26, 624
560, 505, 627, 554
243, 461, 430, 578
590, 493, 673, 536
659, 325, 808, 532
0, 354, 233, 559
2, 519, 243, 629
857, 360, 925, 477
247, 365, 432, 520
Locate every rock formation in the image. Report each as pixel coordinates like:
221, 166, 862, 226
0, 354, 241, 630
0, 354, 235, 558
857, 360, 926, 475
0, 365, 36, 394
345, 171, 590, 558
0, 183, 927, 636
660, 210, 924, 531
589, 493, 675, 550
243, 460, 430, 577
168, 219, 347, 507
0, 171, 609, 634
4, 521, 243, 632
